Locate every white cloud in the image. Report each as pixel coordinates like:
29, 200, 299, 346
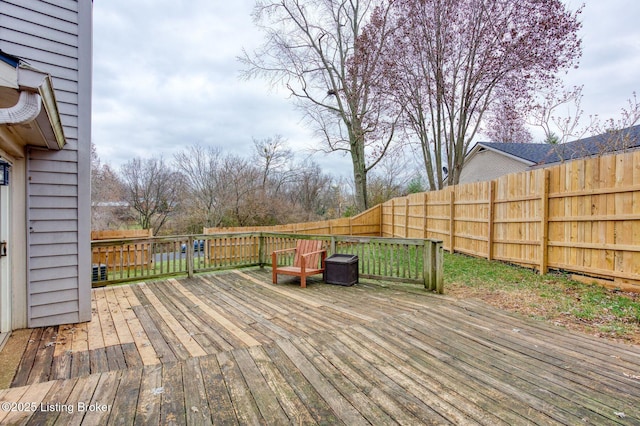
92, 0, 640, 175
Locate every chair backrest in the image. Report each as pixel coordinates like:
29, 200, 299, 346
293, 239, 323, 268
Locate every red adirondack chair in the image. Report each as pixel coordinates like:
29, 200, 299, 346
271, 240, 326, 288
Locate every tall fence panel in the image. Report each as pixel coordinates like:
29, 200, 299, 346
546, 152, 640, 289
492, 169, 544, 269
453, 181, 491, 259
205, 205, 381, 237
383, 152, 640, 291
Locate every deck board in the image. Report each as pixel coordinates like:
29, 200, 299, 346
1, 268, 639, 424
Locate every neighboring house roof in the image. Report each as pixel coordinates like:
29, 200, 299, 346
473, 124, 640, 168
456, 125, 640, 185
538, 125, 640, 165
471, 142, 550, 166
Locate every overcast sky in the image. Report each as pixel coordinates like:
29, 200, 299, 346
92, 0, 640, 176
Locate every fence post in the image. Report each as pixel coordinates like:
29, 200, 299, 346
449, 190, 455, 253
487, 180, 495, 261
435, 240, 444, 294
187, 235, 194, 278
423, 239, 444, 294
539, 169, 550, 274
423, 192, 428, 239
391, 199, 396, 237
404, 197, 409, 238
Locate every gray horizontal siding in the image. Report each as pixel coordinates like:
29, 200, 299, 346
30, 231, 78, 245
29, 275, 78, 294
1, 27, 77, 56
30, 254, 79, 270
29, 171, 77, 186
29, 184, 78, 197
3, 0, 78, 16
30, 243, 77, 257
1, 2, 78, 34
2, 0, 91, 327
30, 265, 78, 282
30, 301, 78, 323
31, 289, 78, 306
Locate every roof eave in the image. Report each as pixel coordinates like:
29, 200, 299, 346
0, 58, 67, 153
473, 143, 537, 166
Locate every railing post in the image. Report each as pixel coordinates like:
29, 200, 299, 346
435, 240, 444, 294
258, 233, 265, 267
423, 239, 444, 294
187, 235, 194, 278
423, 239, 434, 291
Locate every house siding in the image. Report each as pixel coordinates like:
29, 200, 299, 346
458, 150, 530, 184
0, 0, 92, 327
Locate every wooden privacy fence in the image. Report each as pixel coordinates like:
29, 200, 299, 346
204, 205, 382, 236
380, 151, 640, 291
203, 151, 640, 291
90, 232, 444, 292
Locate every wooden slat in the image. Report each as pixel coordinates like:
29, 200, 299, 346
107, 367, 142, 425
104, 287, 135, 345
137, 283, 207, 358
160, 362, 186, 426
198, 355, 238, 424
232, 348, 290, 424
172, 277, 262, 347
276, 338, 368, 425
115, 285, 160, 365
82, 370, 121, 426
134, 364, 163, 424
11, 328, 43, 387
26, 326, 56, 385
217, 350, 264, 424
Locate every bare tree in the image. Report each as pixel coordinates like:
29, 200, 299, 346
529, 84, 586, 144
284, 160, 333, 220
252, 135, 295, 191
174, 144, 225, 228
120, 156, 180, 234
91, 144, 127, 229
241, 0, 401, 212
562, 92, 640, 160
365, 0, 582, 188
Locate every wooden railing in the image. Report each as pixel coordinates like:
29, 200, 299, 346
90, 232, 444, 292
199, 151, 640, 292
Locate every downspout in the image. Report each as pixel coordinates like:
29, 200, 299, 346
0, 90, 41, 125
0, 54, 66, 150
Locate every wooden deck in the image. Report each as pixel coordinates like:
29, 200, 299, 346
1, 268, 640, 425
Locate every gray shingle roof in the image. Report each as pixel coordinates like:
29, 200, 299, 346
477, 142, 551, 164
478, 125, 640, 166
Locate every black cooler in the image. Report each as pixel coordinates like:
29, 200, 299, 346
324, 254, 358, 286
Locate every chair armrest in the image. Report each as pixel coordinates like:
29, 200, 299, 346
300, 249, 327, 269
300, 249, 326, 259
272, 247, 297, 267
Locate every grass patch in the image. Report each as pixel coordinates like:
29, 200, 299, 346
444, 252, 640, 345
